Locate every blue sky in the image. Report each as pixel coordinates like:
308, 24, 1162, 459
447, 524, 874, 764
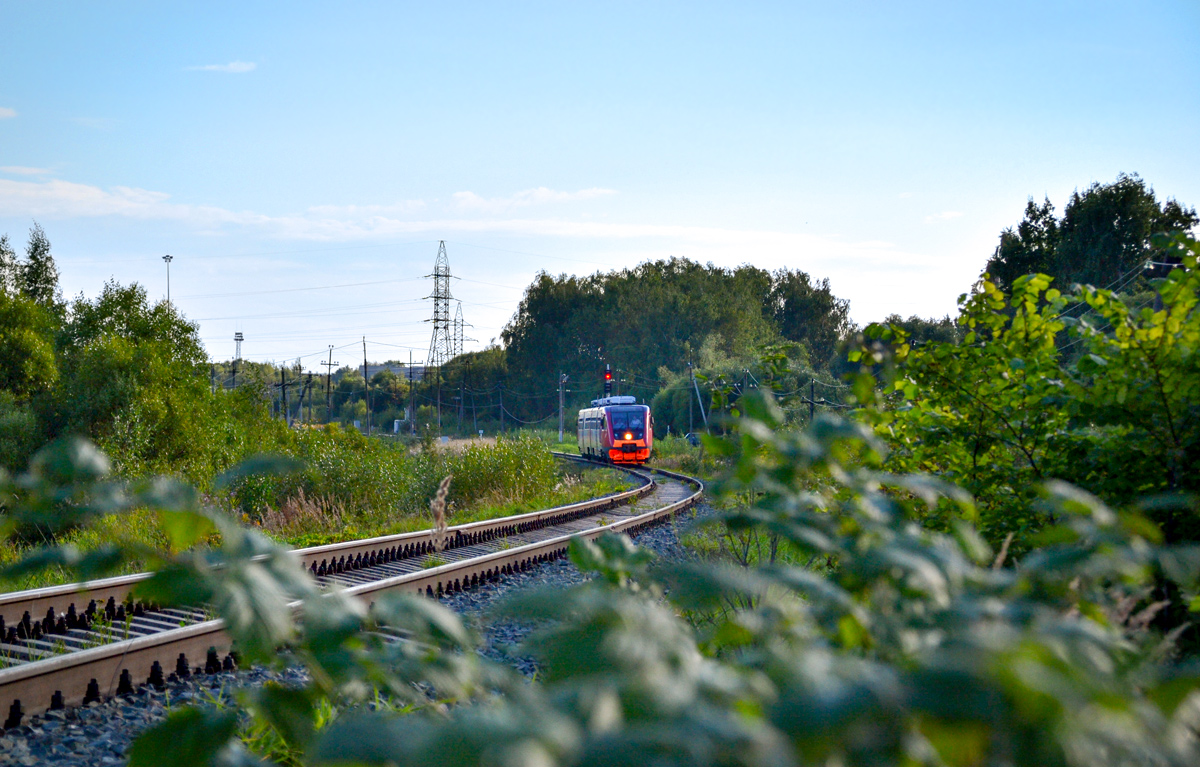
1, 2, 1197, 367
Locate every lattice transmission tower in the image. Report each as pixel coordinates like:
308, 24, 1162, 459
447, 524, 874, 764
452, 301, 473, 356
425, 241, 455, 370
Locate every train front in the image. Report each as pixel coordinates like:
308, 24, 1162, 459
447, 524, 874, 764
607, 405, 652, 464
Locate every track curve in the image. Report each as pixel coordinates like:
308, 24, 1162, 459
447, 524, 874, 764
0, 457, 701, 726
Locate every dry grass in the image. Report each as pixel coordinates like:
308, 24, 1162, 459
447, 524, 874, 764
430, 475, 452, 551
257, 489, 348, 537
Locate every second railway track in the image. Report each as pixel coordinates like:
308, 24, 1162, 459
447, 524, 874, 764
0, 457, 701, 727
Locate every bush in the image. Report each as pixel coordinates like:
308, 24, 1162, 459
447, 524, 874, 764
0, 391, 41, 473
226, 429, 560, 528
850, 233, 1200, 547
6, 399, 1199, 767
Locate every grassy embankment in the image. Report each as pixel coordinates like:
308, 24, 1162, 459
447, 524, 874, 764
0, 429, 633, 592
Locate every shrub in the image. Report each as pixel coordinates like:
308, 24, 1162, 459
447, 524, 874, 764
6, 396, 1198, 767
850, 233, 1200, 548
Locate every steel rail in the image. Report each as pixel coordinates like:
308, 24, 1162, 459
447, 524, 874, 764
0, 462, 701, 726
0, 455, 650, 639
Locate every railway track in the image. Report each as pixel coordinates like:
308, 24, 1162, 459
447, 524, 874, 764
0, 457, 701, 728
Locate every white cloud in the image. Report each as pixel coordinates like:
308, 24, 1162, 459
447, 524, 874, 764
1, 175, 982, 329
0, 166, 52, 176
0, 176, 945, 279
452, 186, 616, 213
0, 107, 16, 119
0, 178, 265, 229
188, 61, 257, 73
924, 210, 963, 223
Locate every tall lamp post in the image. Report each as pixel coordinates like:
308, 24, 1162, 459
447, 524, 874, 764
162, 254, 173, 304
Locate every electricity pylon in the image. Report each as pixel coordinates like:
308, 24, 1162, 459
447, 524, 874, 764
452, 301, 474, 357
425, 241, 455, 370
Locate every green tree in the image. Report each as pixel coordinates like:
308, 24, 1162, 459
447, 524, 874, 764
984, 174, 1197, 293
986, 197, 1059, 293
1057, 174, 1197, 289
0, 391, 41, 472
49, 281, 216, 479
502, 258, 800, 417
1062, 232, 1200, 540
853, 273, 1072, 542
0, 234, 18, 294
769, 268, 853, 363
20, 222, 62, 311
0, 289, 58, 397
879, 313, 961, 345
856, 233, 1200, 546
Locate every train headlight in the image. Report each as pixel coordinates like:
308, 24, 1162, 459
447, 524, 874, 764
624, 431, 633, 441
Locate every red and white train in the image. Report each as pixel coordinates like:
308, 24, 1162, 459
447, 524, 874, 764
577, 395, 653, 464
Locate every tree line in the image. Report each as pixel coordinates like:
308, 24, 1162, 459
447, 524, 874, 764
1, 172, 1194, 472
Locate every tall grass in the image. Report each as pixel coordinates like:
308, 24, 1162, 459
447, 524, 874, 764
650, 433, 725, 478
0, 427, 633, 590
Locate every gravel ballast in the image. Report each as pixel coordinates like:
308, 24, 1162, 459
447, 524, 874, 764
0, 502, 716, 767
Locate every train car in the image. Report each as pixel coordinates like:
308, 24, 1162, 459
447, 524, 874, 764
577, 395, 653, 464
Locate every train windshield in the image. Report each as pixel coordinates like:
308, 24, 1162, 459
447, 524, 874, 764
609, 408, 645, 439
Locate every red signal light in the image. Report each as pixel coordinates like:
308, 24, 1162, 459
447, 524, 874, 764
604, 371, 612, 381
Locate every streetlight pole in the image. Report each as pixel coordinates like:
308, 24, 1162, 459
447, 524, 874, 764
162, 255, 173, 304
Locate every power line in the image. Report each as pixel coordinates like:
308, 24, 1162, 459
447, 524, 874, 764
180, 276, 427, 300
194, 299, 427, 322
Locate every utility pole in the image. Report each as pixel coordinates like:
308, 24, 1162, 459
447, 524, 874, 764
809, 377, 815, 423
306, 373, 314, 423
321, 346, 337, 422
408, 350, 415, 435
281, 367, 288, 425
362, 337, 371, 435
558, 373, 568, 443
467, 359, 477, 435
210, 364, 215, 394
499, 385, 505, 434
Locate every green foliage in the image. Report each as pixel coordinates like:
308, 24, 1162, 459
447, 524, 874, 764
501, 259, 850, 419
0, 288, 58, 399
1064, 232, 1200, 539
986, 196, 1060, 293
986, 173, 1197, 293
0, 392, 42, 472
853, 233, 1200, 547
227, 430, 558, 525
652, 345, 828, 436
41, 281, 215, 480
6, 400, 1200, 767
878, 312, 962, 345
18, 223, 62, 311
0, 234, 17, 294
768, 269, 854, 365
851, 273, 1071, 542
